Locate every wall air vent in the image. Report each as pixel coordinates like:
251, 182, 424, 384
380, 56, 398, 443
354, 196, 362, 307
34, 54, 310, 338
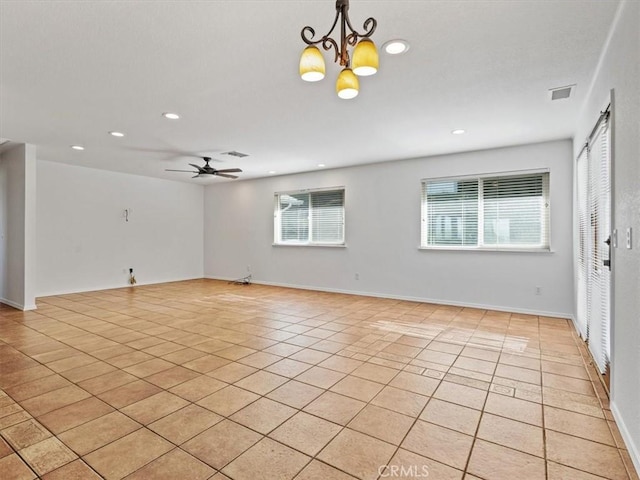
224, 151, 249, 158
549, 84, 575, 101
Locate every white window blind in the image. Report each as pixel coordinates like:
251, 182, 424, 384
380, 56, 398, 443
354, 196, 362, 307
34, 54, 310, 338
274, 188, 345, 245
421, 172, 549, 250
575, 148, 589, 340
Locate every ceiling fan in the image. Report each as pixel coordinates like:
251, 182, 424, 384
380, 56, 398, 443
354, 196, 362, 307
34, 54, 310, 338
165, 157, 242, 179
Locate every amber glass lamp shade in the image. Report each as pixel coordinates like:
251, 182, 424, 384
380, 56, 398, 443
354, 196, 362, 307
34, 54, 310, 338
336, 68, 359, 99
299, 46, 326, 82
352, 39, 379, 76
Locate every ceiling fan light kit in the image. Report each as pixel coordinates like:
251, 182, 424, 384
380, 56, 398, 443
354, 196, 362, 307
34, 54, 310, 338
165, 157, 242, 179
299, 0, 378, 99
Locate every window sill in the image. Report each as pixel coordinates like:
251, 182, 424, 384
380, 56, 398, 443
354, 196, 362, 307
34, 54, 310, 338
273, 243, 346, 248
418, 246, 553, 253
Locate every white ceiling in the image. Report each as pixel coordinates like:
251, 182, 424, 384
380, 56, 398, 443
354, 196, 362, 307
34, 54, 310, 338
0, 0, 619, 183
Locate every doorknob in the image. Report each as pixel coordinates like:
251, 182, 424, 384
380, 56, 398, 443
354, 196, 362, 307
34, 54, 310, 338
604, 236, 611, 269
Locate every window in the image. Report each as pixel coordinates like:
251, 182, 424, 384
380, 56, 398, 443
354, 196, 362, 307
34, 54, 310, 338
421, 171, 549, 250
274, 187, 345, 245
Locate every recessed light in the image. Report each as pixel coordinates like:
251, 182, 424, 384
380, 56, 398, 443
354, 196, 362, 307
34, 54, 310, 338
162, 112, 180, 120
317, 164, 326, 168
70, 145, 85, 151
382, 39, 410, 55
268, 171, 277, 175
451, 129, 466, 135
109, 131, 125, 137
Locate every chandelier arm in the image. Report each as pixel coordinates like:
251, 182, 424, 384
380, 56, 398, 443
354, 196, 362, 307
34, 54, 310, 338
343, 15, 377, 40
301, 7, 341, 46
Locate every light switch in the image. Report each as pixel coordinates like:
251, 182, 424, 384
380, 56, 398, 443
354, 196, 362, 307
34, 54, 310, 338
612, 229, 618, 248
626, 227, 633, 249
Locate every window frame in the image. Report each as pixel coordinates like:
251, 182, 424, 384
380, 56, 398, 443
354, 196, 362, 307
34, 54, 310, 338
273, 186, 346, 247
420, 169, 551, 252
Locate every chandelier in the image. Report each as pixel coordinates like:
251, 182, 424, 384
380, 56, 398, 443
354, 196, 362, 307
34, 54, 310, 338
299, 0, 378, 99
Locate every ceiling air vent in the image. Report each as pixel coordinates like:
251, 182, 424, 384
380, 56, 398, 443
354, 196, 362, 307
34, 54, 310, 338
223, 151, 249, 158
549, 85, 575, 101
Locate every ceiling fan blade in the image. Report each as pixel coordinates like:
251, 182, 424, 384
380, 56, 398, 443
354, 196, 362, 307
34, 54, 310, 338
188, 163, 205, 172
165, 169, 198, 173
215, 173, 238, 179
215, 168, 242, 173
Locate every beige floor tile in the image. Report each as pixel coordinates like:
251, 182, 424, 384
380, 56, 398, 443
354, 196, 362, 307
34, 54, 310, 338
387, 449, 463, 480
330, 375, 384, 402
270, 412, 342, 456
467, 439, 545, 480
149, 404, 222, 445
295, 366, 346, 389
483, 391, 542, 426
419, 398, 481, 435
37, 396, 114, 434
41, 459, 102, 479
351, 362, 399, 384
433, 381, 487, 410
84, 428, 173, 480
0, 453, 37, 480
182, 420, 262, 470
58, 411, 141, 456
318, 429, 396, 480
389, 371, 440, 396
543, 372, 595, 396
542, 360, 591, 379
453, 356, 496, 375
289, 349, 332, 365
494, 364, 541, 385
123, 358, 174, 378
1, 419, 51, 450
265, 358, 313, 378
370, 385, 429, 417
183, 355, 231, 373
20, 386, 91, 417
546, 461, 608, 480
0, 437, 12, 458
222, 437, 310, 480
294, 459, 358, 480
303, 391, 366, 426
263, 343, 304, 357
197, 385, 259, 416
60, 361, 117, 383
401, 420, 473, 470
19, 437, 77, 476
318, 356, 364, 374
266, 380, 324, 409
121, 391, 189, 425
161, 348, 208, 364
207, 362, 258, 383
5, 375, 71, 402
231, 398, 296, 434
77, 370, 138, 396
544, 405, 615, 445
546, 430, 628, 480
215, 345, 257, 361
145, 365, 200, 389
237, 351, 282, 369
169, 375, 228, 402
234, 370, 289, 395
348, 404, 413, 445
477, 413, 544, 457
124, 448, 215, 480
97, 379, 162, 409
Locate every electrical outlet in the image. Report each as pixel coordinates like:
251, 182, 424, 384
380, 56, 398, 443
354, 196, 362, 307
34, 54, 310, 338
247, 265, 251, 272
535, 286, 542, 296
354, 273, 360, 280
122, 268, 127, 274
626, 227, 633, 249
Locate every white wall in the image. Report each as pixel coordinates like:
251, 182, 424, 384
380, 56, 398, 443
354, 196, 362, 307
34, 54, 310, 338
205, 140, 574, 317
574, 0, 640, 472
37, 160, 204, 296
0, 144, 37, 310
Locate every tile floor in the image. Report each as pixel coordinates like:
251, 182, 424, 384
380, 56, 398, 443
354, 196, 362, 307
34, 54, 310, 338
0, 279, 637, 480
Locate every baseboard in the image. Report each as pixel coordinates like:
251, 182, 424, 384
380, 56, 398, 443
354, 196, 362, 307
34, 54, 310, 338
611, 401, 640, 476
36, 275, 205, 298
204, 275, 572, 319
0, 297, 37, 311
